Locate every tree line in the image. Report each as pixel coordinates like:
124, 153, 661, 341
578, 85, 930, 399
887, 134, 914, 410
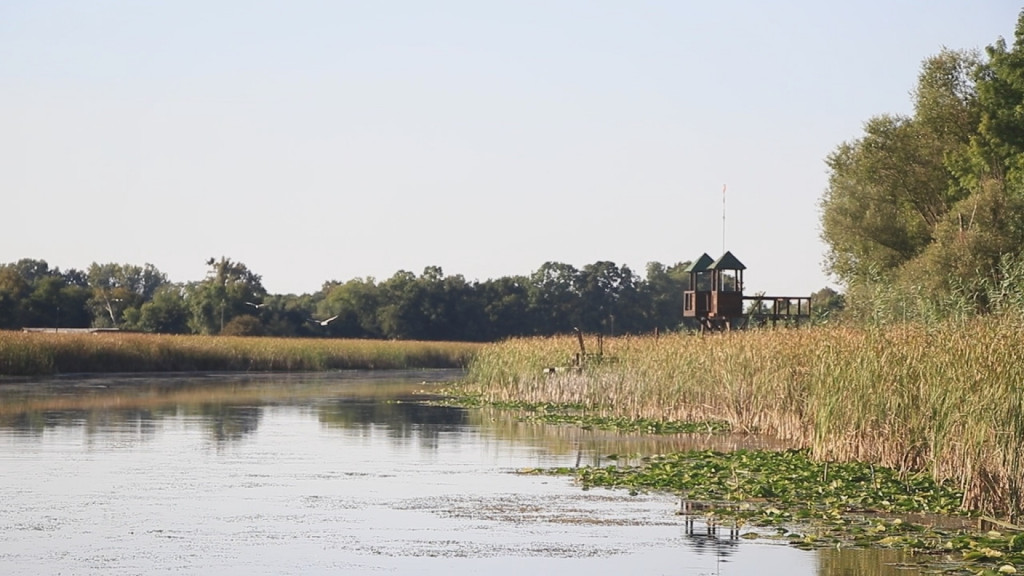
0, 256, 714, 339
820, 10, 1024, 321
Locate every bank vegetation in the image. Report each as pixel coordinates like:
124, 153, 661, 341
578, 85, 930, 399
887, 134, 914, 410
465, 320, 1024, 521
0, 331, 481, 376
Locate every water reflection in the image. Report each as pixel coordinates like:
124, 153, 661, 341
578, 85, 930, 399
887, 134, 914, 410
0, 371, 941, 576
0, 370, 799, 459
818, 547, 925, 576
0, 370, 465, 445
683, 520, 741, 559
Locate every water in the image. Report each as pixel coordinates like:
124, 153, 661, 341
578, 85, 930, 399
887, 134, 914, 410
0, 370, 923, 575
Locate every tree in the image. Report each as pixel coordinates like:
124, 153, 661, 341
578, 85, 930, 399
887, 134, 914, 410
187, 257, 267, 335
821, 49, 983, 289
810, 287, 846, 323
0, 259, 90, 329
375, 270, 424, 339
575, 261, 641, 334
970, 11, 1024, 187
137, 284, 190, 334
86, 262, 168, 328
640, 261, 691, 332
477, 276, 533, 339
527, 262, 580, 334
0, 265, 30, 329
319, 278, 382, 338
221, 315, 265, 337
263, 293, 317, 337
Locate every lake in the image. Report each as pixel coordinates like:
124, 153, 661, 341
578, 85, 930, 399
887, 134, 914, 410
0, 370, 923, 575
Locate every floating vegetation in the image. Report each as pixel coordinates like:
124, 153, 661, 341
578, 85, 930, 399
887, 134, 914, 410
538, 449, 964, 514
528, 448, 1024, 572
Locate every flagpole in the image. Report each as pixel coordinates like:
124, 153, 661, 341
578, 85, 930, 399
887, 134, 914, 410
722, 184, 727, 253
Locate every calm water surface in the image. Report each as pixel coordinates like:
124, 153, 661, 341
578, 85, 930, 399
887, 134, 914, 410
0, 370, 923, 575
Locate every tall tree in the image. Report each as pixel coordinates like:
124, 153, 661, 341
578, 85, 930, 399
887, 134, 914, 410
575, 261, 641, 334
137, 284, 190, 333
527, 262, 581, 334
477, 276, 533, 339
319, 278, 382, 338
821, 49, 982, 287
641, 261, 691, 332
186, 257, 267, 335
0, 259, 90, 329
375, 270, 425, 340
86, 262, 168, 328
970, 11, 1024, 186
0, 265, 30, 329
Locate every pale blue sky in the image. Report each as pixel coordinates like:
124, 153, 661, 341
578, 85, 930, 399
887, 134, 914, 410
1, 1, 1019, 295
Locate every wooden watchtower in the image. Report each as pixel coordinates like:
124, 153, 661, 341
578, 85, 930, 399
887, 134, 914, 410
683, 251, 810, 331
683, 251, 746, 330
682, 253, 714, 320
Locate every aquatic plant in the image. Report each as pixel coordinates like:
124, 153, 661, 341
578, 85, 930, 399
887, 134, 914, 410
530, 448, 1024, 572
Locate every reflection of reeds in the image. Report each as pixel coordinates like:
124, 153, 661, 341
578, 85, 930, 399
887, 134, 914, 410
0, 373, 445, 431
466, 406, 799, 461
816, 547, 922, 576
0, 332, 481, 375
465, 322, 1024, 520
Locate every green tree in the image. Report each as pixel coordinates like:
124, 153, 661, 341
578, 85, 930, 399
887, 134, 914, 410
0, 265, 30, 329
641, 261, 691, 332
970, 11, 1024, 187
319, 278, 382, 338
0, 259, 90, 329
821, 49, 983, 292
86, 262, 168, 328
810, 286, 846, 323
186, 257, 267, 335
575, 261, 641, 335
137, 284, 190, 333
262, 293, 317, 337
477, 276, 533, 339
527, 262, 581, 334
375, 270, 426, 339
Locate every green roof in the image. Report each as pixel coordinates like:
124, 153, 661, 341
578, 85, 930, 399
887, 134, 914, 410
709, 251, 746, 270
683, 253, 714, 273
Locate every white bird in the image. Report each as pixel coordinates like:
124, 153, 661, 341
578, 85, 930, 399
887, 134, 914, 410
245, 301, 267, 309
309, 315, 339, 326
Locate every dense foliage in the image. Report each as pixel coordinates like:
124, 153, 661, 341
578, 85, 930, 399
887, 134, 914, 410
821, 11, 1024, 319
0, 257, 695, 340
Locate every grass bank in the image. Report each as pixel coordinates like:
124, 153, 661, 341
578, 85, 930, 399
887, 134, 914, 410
464, 319, 1024, 520
0, 331, 482, 376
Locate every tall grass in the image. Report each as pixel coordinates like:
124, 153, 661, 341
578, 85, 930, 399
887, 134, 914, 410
465, 322, 1024, 520
0, 331, 481, 376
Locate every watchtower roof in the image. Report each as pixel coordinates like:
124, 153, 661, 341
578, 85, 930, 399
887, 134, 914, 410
683, 253, 714, 273
709, 251, 746, 271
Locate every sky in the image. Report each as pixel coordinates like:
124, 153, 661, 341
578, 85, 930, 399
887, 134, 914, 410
1, 1, 1020, 296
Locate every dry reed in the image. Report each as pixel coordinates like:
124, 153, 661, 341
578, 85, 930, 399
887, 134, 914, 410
0, 331, 481, 376
466, 321, 1024, 519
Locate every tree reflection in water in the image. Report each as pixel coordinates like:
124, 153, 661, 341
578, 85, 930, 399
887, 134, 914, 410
0, 370, 467, 446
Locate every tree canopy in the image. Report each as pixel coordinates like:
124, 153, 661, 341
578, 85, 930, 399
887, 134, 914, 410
0, 256, 696, 340
820, 11, 1024, 317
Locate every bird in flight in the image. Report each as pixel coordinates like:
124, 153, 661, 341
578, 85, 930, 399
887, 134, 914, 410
245, 301, 268, 309
309, 315, 339, 326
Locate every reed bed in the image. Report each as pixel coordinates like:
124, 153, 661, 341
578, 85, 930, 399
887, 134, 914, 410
0, 331, 482, 376
465, 320, 1024, 520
